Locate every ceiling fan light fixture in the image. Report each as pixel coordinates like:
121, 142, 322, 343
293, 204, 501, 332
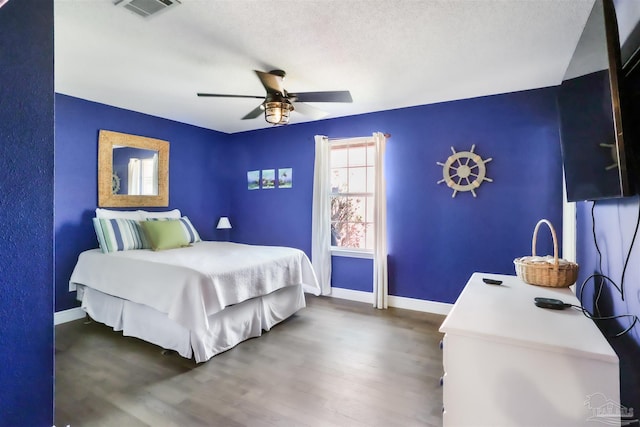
264, 101, 293, 125
197, 69, 352, 125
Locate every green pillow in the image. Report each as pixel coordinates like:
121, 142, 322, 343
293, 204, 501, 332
140, 219, 190, 251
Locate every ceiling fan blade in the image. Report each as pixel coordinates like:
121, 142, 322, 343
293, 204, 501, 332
291, 102, 329, 120
242, 104, 265, 120
288, 91, 353, 103
255, 70, 284, 94
197, 93, 264, 99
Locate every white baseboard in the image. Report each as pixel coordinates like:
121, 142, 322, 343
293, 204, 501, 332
329, 287, 373, 304
54, 307, 85, 325
388, 294, 453, 315
329, 287, 453, 315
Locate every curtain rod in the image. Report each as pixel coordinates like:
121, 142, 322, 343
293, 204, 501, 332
326, 133, 391, 141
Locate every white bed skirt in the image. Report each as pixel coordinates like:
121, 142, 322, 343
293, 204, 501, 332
77, 284, 305, 363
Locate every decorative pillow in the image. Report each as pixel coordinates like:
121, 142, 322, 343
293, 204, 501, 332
145, 216, 201, 243
140, 220, 191, 251
138, 209, 181, 219
95, 208, 142, 221
179, 216, 201, 243
93, 218, 148, 253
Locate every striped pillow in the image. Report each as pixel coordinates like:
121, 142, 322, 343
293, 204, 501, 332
145, 216, 201, 244
93, 218, 148, 253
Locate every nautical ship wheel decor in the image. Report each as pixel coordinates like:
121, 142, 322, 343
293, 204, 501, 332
437, 144, 493, 198
112, 173, 121, 195
599, 142, 619, 171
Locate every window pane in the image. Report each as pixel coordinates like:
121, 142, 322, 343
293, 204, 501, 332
366, 166, 375, 193
364, 223, 375, 250
331, 221, 344, 246
350, 196, 365, 222
365, 195, 374, 223
346, 222, 366, 249
348, 167, 367, 193
331, 168, 348, 193
367, 144, 376, 166
331, 196, 351, 222
331, 146, 348, 168
348, 145, 367, 167
331, 221, 366, 248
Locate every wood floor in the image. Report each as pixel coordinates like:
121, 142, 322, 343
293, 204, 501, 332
55, 296, 445, 427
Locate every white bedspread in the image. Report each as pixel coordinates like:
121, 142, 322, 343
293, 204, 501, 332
69, 241, 320, 333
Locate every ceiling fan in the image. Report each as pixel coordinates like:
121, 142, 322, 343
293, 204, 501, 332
197, 69, 353, 125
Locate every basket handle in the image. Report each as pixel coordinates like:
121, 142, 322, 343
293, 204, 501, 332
531, 219, 559, 267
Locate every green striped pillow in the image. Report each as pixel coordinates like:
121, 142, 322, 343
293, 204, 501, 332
145, 216, 201, 243
93, 218, 148, 253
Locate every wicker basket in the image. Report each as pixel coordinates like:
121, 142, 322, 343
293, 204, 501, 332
513, 219, 579, 288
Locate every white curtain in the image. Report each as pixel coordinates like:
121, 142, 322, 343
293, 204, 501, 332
127, 158, 141, 195
312, 135, 332, 295
373, 132, 388, 309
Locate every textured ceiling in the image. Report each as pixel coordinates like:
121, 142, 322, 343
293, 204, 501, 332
55, 0, 596, 134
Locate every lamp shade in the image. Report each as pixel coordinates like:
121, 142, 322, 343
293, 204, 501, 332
265, 101, 292, 125
216, 216, 232, 229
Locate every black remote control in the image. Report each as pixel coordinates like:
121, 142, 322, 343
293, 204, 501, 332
482, 278, 503, 285
534, 297, 569, 310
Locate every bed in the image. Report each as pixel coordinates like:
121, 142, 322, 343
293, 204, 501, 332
69, 211, 320, 362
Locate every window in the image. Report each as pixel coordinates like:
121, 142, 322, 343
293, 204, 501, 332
140, 157, 156, 195
330, 138, 375, 251
127, 156, 157, 195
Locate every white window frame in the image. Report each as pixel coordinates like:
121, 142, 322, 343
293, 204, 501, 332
329, 137, 375, 258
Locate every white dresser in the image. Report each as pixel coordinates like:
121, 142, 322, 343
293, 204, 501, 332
439, 272, 620, 427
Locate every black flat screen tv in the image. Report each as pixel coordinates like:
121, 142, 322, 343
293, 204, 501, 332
557, 0, 636, 202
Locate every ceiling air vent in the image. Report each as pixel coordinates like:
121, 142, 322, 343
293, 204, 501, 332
113, 0, 181, 18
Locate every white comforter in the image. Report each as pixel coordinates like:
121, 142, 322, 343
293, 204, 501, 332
69, 241, 320, 333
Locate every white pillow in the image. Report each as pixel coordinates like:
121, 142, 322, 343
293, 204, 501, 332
95, 208, 142, 221
138, 209, 181, 219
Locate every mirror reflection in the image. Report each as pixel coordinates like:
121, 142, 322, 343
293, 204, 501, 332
112, 146, 159, 195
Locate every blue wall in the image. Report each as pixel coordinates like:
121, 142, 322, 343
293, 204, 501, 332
576, 197, 640, 414
55, 89, 565, 306
571, 8, 640, 408
0, 0, 54, 425
54, 94, 232, 311
228, 88, 564, 303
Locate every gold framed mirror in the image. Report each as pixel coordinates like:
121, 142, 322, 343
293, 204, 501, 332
98, 130, 169, 207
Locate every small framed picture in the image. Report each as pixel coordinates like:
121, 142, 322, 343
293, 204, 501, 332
261, 169, 275, 189
278, 168, 292, 188
247, 170, 260, 190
